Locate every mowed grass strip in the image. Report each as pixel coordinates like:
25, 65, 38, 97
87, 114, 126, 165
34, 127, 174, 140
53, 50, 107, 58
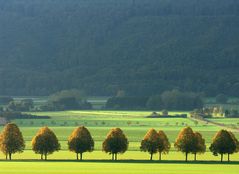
0, 161, 239, 174
0, 151, 239, 161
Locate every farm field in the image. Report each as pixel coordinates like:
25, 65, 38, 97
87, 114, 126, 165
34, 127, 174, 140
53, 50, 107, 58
1, 110, 239, 174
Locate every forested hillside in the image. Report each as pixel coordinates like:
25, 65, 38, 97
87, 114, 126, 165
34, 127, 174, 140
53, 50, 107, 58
0, 0, 239, 96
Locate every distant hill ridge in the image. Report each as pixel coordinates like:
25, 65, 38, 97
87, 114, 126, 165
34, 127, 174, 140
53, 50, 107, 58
0, 0, 239, 96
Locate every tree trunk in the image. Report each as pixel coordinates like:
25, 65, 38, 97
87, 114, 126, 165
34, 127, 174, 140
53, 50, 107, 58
185, 152, 188, 162
41, 154, 43, 160
194, 153, 197, 161
221, 154, 223, 162
5, 154, 8, 160
45, 153, 47, 161
80, 153, 83, 161
9, 153, 12, 160
228, 154, 230, 162
115, 153, 117, 161
159, 152, 162, 161
76, 153, 79, 160
112, 153, 114, 161
150, 153, 153, 160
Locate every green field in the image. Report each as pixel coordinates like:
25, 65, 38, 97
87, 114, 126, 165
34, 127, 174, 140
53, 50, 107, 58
1, 110, 239, 173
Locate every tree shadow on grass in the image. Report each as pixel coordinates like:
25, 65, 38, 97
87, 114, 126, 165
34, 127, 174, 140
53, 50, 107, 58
0, 159, 239, 165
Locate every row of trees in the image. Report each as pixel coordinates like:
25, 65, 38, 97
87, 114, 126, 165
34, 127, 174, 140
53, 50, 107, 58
0, 124, 238, 162
39, 90, 92, 111
106, 90, 203, 110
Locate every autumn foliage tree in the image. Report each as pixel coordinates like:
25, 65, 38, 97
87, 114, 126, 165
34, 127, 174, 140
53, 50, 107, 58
229, 131, 239, 156
0, 123, 25, 160
32, 127, 60, 160
192, 132, 206, 161
174, 127, 195, 162
210, 130, 237, 162
102, 128, 128, 160
157, 130, 171, 160
68, 126, 94, 160
140, 129, 160, 160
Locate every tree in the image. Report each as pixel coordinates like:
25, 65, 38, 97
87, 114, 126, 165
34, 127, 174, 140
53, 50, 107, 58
228, 131, 239, 161
0, 123, 25, 160
41, 89, 92, 111
192, 132, 206, 161
102, 128, 128, 160
32, 127, 60, 160
140, 128, 160, 160
209, 129, 236, 162
68, 126, 94, 160
160, 90, 203, 110
157, 130, 171, 160
49, 89, 86, 101
174, 127, 195, 162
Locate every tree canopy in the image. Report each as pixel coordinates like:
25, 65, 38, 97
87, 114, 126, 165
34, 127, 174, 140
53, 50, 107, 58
0, 123, 25, 160
140, 128, 160, 160
102, 128, 128, 160
192, 132, 206, 161
174, 127, 196, 161
31, 127, 61, 160
68, 126, 94, 160
209, 129, 237, 162
157, 130, 171, 160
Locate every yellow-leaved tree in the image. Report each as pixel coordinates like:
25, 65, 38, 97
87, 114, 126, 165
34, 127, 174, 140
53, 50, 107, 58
32, 127, 60, 160
140, 128, 160, 160
210, 129, 237, 162
174, 127, 195, 162
102, 128, 128, 160
192, 132, 206, 161
68, 126, 94, 160
158, 130, 171, 160
229, 131, 239, 157
0, 123, 25, 160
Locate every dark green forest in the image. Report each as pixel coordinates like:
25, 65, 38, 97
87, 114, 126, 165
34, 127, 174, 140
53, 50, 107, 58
0, 0, 239, 96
